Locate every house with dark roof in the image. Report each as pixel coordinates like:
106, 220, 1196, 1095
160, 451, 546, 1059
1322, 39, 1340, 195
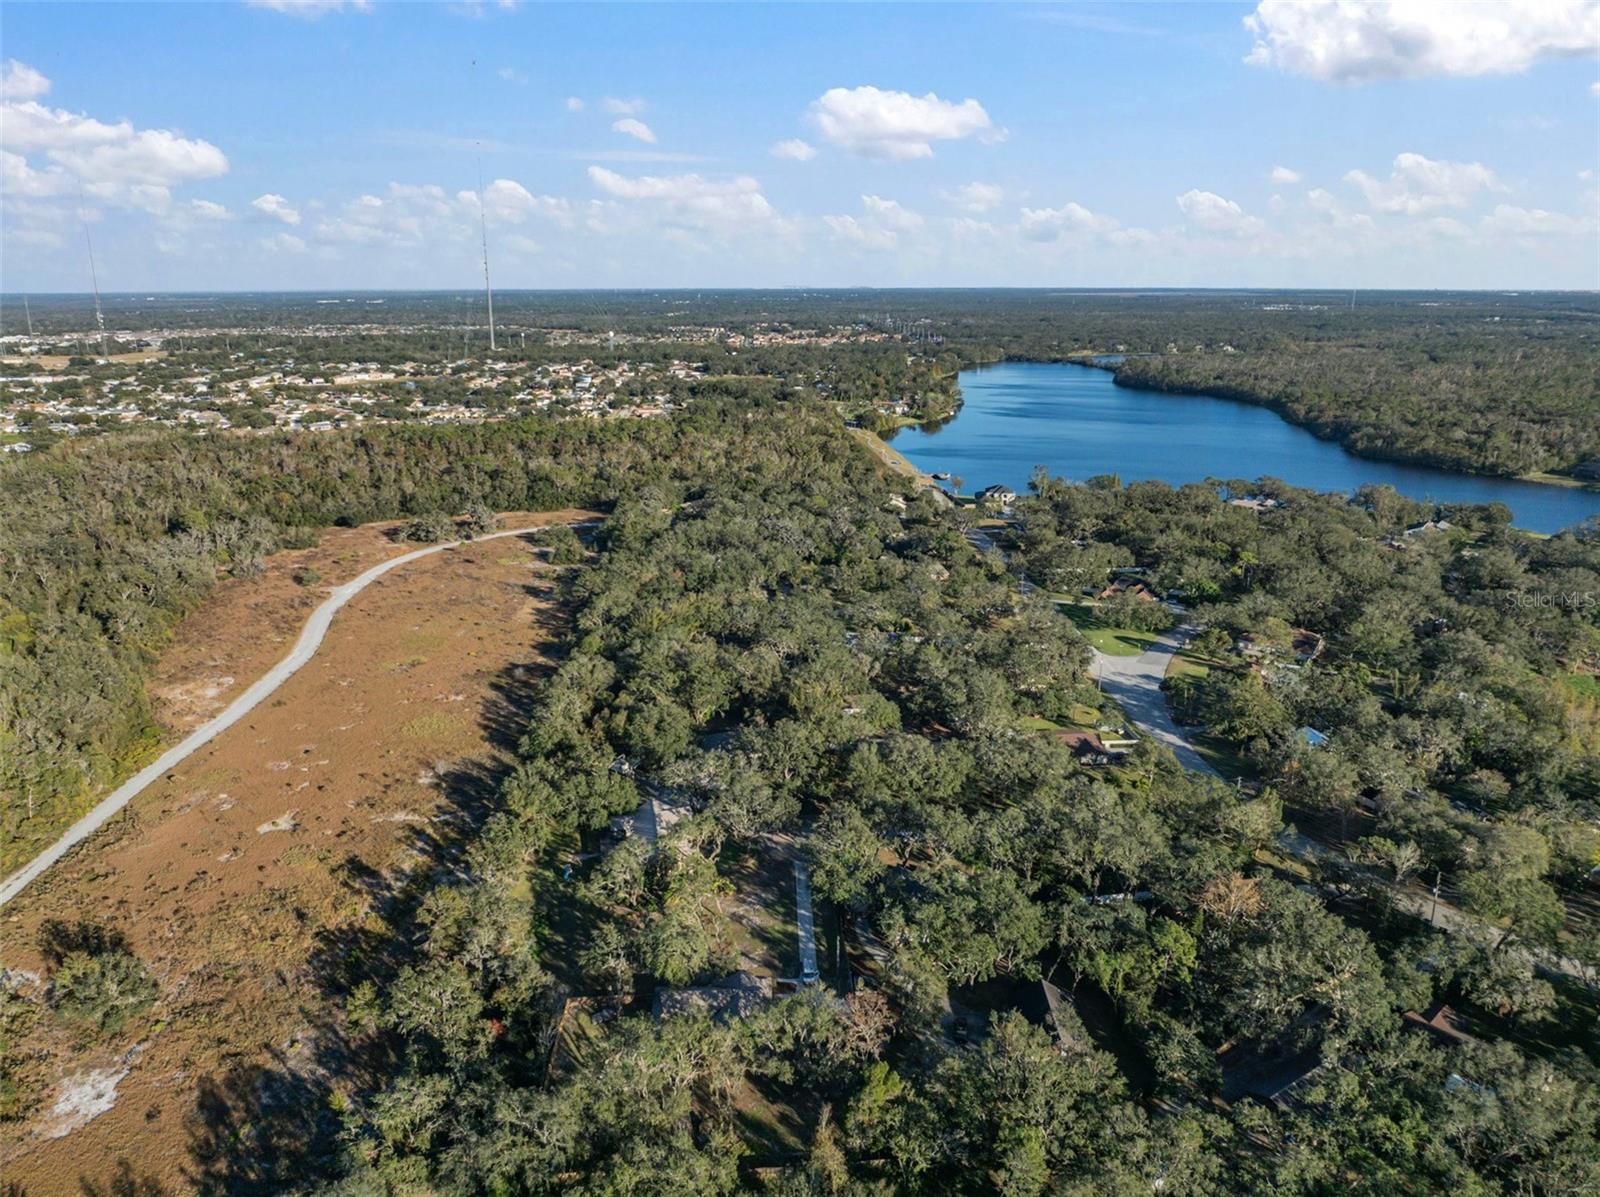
652, 971, 773, 1023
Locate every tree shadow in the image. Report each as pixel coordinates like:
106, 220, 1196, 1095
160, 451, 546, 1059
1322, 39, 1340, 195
37, 918, 131, 967
177, 566, 575, 1193
77, 1158, 171, 1197
183, 1064, 336, 1195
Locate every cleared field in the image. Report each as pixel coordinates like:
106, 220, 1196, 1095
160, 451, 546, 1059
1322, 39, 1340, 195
0, 513, 584, 1195
1, 351, 167, 369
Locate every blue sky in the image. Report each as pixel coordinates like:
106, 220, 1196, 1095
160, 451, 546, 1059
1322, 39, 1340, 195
2, 0, 1597, 290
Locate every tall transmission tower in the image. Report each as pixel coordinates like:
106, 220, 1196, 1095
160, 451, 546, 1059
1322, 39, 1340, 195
478, 161, 496, 353
74, 186, 110, 357
22, 294, 34, 336
81, 216, 109, 357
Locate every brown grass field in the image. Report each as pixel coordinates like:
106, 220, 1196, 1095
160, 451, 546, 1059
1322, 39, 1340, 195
0, 510, 591, 1195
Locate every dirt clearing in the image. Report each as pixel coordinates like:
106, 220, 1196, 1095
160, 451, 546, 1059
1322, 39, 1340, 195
0, 511, 588, 1195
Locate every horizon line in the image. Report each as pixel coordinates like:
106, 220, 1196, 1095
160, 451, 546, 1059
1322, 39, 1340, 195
3, 286, 1598, 299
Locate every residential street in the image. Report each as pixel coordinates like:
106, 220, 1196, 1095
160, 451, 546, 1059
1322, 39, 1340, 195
1090, 626, 1217, 777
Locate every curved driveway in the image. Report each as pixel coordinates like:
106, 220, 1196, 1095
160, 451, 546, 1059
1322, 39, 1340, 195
0, 523, 578, 910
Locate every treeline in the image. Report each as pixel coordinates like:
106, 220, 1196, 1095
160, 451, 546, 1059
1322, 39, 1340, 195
1112, 341, 1600, 478
301, 407, 1596, 1194
0, 404, 791, 869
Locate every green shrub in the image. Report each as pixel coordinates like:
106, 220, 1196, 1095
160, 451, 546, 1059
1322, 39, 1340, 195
397, 512, 455, 543
538, 523, 585, 565
460, 504, 503, 539
49, 949, 156, 1034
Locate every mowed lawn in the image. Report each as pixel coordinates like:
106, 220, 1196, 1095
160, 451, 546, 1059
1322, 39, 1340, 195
1055, 599, 1161, 656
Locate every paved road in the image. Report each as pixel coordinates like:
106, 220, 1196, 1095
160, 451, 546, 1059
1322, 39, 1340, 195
794, 859, 821, 984
0, 523, 579, 910
1090, 626, 1217, 776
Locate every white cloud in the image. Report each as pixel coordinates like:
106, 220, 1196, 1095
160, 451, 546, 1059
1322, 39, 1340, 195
770, 138, 817, 161
861, 194, 923, 229
1269, 165, 1302, 185
251, 193, 301, 225
1, 59, 49, 101
1480, 202, 1594, 238
809, 85, 998, 160
190, 199, 231, 220
1, 78, 229, 212
823, 214, 898, 251
943, 181, 1003, 212
248, 0, 371, 16
1176, 189, 1265, 235
565, 96, 585, 112
1345, 152, 1499, 214
9, 227, 63, 249
262, 232, 307, 253
467, 177, 572, 225
586, 165, 778, 233
947, 216, 997, 239
1591, 80, 1600, 96
1244, 0, 1600, 82
1019, 201, 1118, 241
822, 194, 929, 250
0, 149, 56, 197
611, 117, 657, 144
498, 67, 527, 84
1016, 200, 1157, 248
602, 97, 646, 115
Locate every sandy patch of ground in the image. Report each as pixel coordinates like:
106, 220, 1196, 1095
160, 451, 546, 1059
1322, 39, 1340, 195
148, 510, 590, 736
0, 512, 586, 1195
1, 351, 167, 370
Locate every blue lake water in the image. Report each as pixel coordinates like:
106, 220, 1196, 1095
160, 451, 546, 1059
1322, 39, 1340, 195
889, 361, 1600, 535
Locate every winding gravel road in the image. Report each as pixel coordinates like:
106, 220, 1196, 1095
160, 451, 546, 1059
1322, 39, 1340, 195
0, 524, 575, 910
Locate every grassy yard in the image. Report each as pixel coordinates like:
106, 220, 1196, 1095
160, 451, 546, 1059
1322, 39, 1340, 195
1018, 702, 1104, 735
1166, 650, 1211, 681
847, 426, 928, 484
718, 840, 800, 979
1056, 600, 1160, 656
1189, 730, 1255, 782
1563, 673, 1600, 701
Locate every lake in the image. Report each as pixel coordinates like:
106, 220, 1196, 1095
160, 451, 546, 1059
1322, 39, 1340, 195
889, 361, 1600, 535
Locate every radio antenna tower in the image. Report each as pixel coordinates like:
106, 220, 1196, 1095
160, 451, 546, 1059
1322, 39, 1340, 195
76, 187, 109, 357
477, 159, 497, 353
467, 58, 497, 354
22, 294, 34, 336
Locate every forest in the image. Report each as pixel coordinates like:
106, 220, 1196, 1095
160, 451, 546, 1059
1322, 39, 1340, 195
1, 305, 1597, 1193
280, 399, 1595, 1195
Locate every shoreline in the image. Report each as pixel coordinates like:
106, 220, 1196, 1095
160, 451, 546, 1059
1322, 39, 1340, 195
964, 355, 1597, 496
849, 425, 933, 485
